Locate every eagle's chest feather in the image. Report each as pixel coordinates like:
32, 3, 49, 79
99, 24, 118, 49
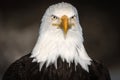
28, 57, 90, 80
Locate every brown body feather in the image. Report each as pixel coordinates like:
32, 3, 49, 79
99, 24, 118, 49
3, 53, 111, 80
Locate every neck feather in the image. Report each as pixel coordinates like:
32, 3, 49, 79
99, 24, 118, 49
31, 29, 91, 72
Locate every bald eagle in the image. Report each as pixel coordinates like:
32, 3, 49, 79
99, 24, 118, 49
3, 2, 111, 80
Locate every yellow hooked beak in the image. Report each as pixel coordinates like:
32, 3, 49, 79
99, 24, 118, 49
61, 15, 69, 37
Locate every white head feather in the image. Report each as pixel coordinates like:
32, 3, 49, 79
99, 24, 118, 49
31, 2, 91, 72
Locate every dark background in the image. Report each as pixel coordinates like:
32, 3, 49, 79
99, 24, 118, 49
0, 0, 120, 80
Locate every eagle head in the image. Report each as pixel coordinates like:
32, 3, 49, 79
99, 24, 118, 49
31, 2, 91, 72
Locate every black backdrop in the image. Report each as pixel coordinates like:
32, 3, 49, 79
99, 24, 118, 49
0, 0, 120, 80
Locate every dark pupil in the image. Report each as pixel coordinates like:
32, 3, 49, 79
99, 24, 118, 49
54, 16, 56, 19
52, 15, 57, 19
71, 16, 74, 19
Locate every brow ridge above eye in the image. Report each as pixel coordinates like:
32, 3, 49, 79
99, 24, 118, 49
51, 15, 58, 19
70, 15, 76, 19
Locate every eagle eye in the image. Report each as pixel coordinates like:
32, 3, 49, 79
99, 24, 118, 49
70, 15, 76, 20
51, 15, 58, 20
